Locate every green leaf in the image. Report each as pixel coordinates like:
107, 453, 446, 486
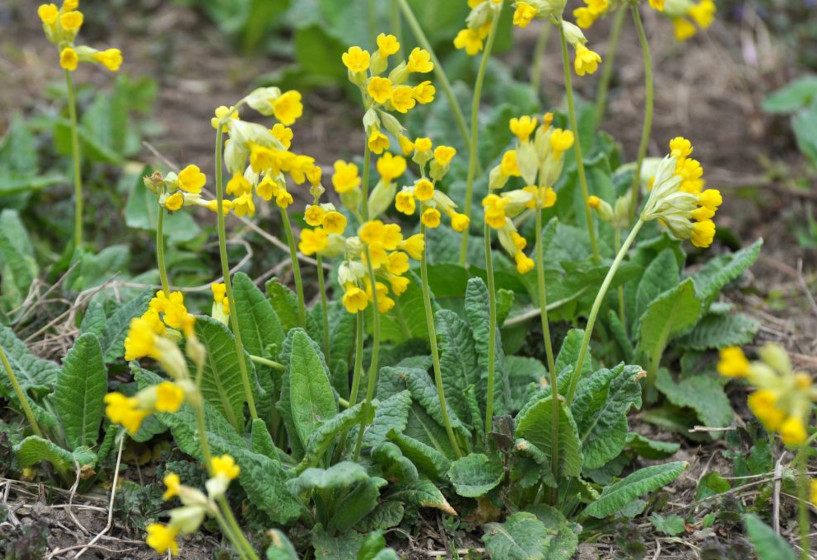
506, 356, 546, 412
526, 505, 580, 560
196, 316, 257, 429
400, 366, 469, 441
793, 105, 817, 166
625, 433, 680, 459
555, 329, 592, 377
362, 391, 412, 449
676, 312, 759, 350
266, 529, 299, 560
234, 272, 286, 357
99, 291, 151, 363
649, 513, 686, 536
483, 512, 551, 560
123, 169, 200, 243
691, 239, 763, 307
54, 334, 107, 449
744, 514, 796, 560
634, 249, 680, 326
696, 472, 731, 500
266, 277, 301, 333
763, 76, 817, 113
312, 525, 364, 560
301, 403, 368, 468
655, 368, 733, 428
515, 395, 582, 477
289, 329, 338, 445
65, 246, 130, 292
389, 478, 457, 516
435, 309, 480, 424
465, 278, 509, 415
582, 462, 687, 518
251, 418, 278, 459
572, 364, 643, 469
388, 429, 451, 481
80, 300, 107, 338
638, 279, 702, 364
370, 275, 428, 343
447, 453, 505, 498
0, 326, 60, 398
14, 436, 95, 470
0, 209, 37, 312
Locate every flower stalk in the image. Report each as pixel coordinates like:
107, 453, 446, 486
594, 6, 626, 122
65, 70, 84, 250
280, 207, 307, 327
483, 221, 499, 436
353, 249, 382, 460
628, 4, 654, 221
0, 341, 43, 438
317, 255, 331, 362
156, 207, 171, 296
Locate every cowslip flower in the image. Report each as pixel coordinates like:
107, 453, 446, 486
104, 381, 188, 435
664, 0, 716, 41
39, 2, 123, 72
454, 0, 502, 56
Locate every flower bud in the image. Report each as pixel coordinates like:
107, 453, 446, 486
367, 179, 397, 220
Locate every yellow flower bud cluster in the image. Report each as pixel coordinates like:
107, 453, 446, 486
146, 455, 241, 556
342, 34, 435, 156
151, 165, 228, 215
663, 0, 716, 41
38, 1, 123, 72
105, 291, 204, 435
587, 190, 633, 230
454, 0, 504, 55
718, 345, 816, 447
640, 137, 721, 248
483, 114, 568, 273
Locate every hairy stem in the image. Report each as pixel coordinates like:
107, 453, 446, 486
353, 249, 382, 460
483, 221, 498, 436
531, 23, 552, 98
361, 142, 372, 222
156, 206, 170, 296
249, 354, 284, 370
317, 255, 330, 363
65, 70, 83, 250
215, 124, 258, 421
0, 341, 43, 438
629, 5, 654, 221
614, 228, 625, 325
280, 208, 306, 327
391, 0, 404, 60
459, 3, 502, 267
594, 6, 626, 123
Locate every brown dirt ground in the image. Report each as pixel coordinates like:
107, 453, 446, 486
1, 0, 816, 558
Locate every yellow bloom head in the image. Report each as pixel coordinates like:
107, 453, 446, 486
433, 145, 457, 167
146, 524, 179, 556
400, 234, 425, 260
59, 10, 83, 32
407, 48, 434, 73
367, 77, 393, 105
155, 381, 185, 413
413, 81, 435, 105
162, 473, 181, 501
414, 179, 435, 202
513, 2, 539, 28
717, 346, 750, 377
38, 4, 59, 25
342, 46, 371, 72
272, 90, 303, 126
343, 285, 369, 313
574, 44, 602, 76
164, 192, 184, 212
332, 160, 362, 194
322, 211, 347, 235
368, 130, 390, 154
376, 33, 400, 56
304, 205, 326, 227
377, 152, 407, 183
421, 208, 441, 228
92, 48, 123, 71
211, 454, 240, 480
178, 164, 206, 194
510, 116, 537, 143
60, 47, 79, 71
395, 191, 416, 215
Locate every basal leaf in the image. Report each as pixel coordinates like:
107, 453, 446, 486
435, 309, 480, 423
465, 277, 509, 415
744, 514, 796, 560
388, 478, 457, 516
638, 279, 702, 364
14, 436, 95, 470
54, 333, 107, 449
634, 249, 680, 326
483, 512, 551, 560
655, 369, 733, 428
301, 402, 368, 468
582, 462, 687, 518
388, 429, 451, 481
370, 274, 428, 343
0, 209, 37, 311
691, 239, 762, 307
289, 329, 338, 446
526, 504, 580, 560
625, 433, 680, 459
675, 312, 759, 350
362, 390, 412, 449
0, 326, 60, 398
514, 395, 582, 477
266, 529, 299, 560
231, 272, 286, 358
266, 277, 301, 333
554, 329, 593, 377
447, 453, 505, 498
99, 291, 151, 363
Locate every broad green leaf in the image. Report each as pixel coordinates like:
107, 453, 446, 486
691, 239, 762, 307
401, 366, 469, 440
266, 277, 301, 332
0, 209, 37, 311
234, 272, 285, 356
696, 472, 731, 500
763, 76, 817, 113
448, 453, 505, 498
362, 391, 412, 449
572, 364, 643, 469
301, 402, 368, 468
312, 525, 365, 560
676, 312, 759, 350
14, 436, 95, 470
506, 356, 546, 412
625, 433, 680, 459
372, 441, 419, 483
54, 334, 107, 449
289, 329, 338, 445
554, 329, 593, 377
515, 395, 582, 477
388, 429, 451, 481
360, 501, 405, 531
526, 505, 580, 560
638, 279, 702, 364
99, 291, 151, 363
65, 246, 130, 292
649, 513, 686, 536
196, 316, 257, 429
655, 368, 733, 428
80, 300, 107, 338
369, 274, 428, 343
583, 462, 687, 518
607, 310, 635, 363
634, 249, 680, 325
266, 529, 299, 560
0, 326, 60, 398
389, 479, 457, 516
251, 418, 278, 459
435, 309, 480, 423
465, 278, 509, 415
744, 514, 796, 560
793, 106, 817, 166
483, 512, 551, 560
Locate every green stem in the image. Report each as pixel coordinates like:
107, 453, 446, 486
558, 20, 600, 262
531, 23, 552, 98
421, 223, 463, 457
353, 249, 381, 460
396, 0, 471, 151
459, 4, 502, 268
614, 228, 625, 325
796, 444, 811, 560
483, 221, 498, 436
214, 123, 258, 421
156, 206, 170, 296
535, 204, 558, 499
594, 6, 626, 123
361, 143, 372, 222
217, 496, 259, 560
65, 70, 83, 250
211, 509, 250, 560
317, 255, 331, 363
280, 208, 306, 327
629, 5, 654, 222
0, 341, 43, 438
368, 0, 377, 48
249, 354, 284, 370
348, 312, 365, 406
391, 0, 404, 60
566, 218, 644, 404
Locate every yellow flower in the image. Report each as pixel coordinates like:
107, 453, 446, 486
690, 219, 715, 248
400, 234, 425, 260
451, 213, 470, 232
454, 28, 484, 56
146, 524, 179, 556
414, 137, 432, 153
165, 193, 184, 212
510, 116, 537, 143
304, 205, 326, 227
178, 164, 206, 194
669, 137, 693, 159
573, 7, 598, 29
407, 47, 434, 73
367, 77, 393, 104
689, 0, 716, 29
104, 393, 148, 435
574, 44, 602, 76
390, 275, 409, 296
386, 252, 410, 276
124, 317, 157, 361
211, 105, 239, 130
549, 129, 575, 157
272, 91, 303, 126
162, 473, 181, 501
60, 47, 79, 71
748, 390, 785, 431
342, 46, 370, 72
717, 347, 749, 377
92, 48, 123, 71
412, 81, 435, 104
332, 161, 361, 193
382, 224, 403, 250
38, 4, 59, 25
433, 146, 456, 166
360, 220, 385, 245
62, 0, 79, 11
376, 33, 400, 56
421, 208, 441, 228
414, 179, 434, 202
271, 123, 293, 149
483, 194, 508, 229
256, 176, 278, 201
649, 0, 664, 10
59, 10, 83, 31
155, 382, 184, 413
513, 2, 539, 28
377, 152, 407, 183
343, 286, 369, 313
500, 150, 521, 177
323, 211, 347, 234
212, 454, 240, 480
226, 174, 252, 196
212, 283, 226, 301
780, 417, 807, 446
233, 193, 256, 217
673, 18, 697, 41
395, 191, 416, 215
299, 228, 329, 256
515, 252, 535, 274
398, 135, 415, 155
275, 190, 294, 209
368, 130, 390, 154
391, 86, 416, 113
588, 195, 601, 209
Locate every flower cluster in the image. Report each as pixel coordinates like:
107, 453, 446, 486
144, 166, 225, 215
511, 3, 603, 76
664, 0, 716, 41
573, 0, 665, 30
211, 282, 230, 324
640, 137, 721, 248
718, 345, 815, 447
38, 1, 122, 72
483, 114, 571, 273
454, 0, 502, 56
342, 35, 435, 155
393, 139, 468, 232
104, 291, 203, 435
146, 455, 241, 556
